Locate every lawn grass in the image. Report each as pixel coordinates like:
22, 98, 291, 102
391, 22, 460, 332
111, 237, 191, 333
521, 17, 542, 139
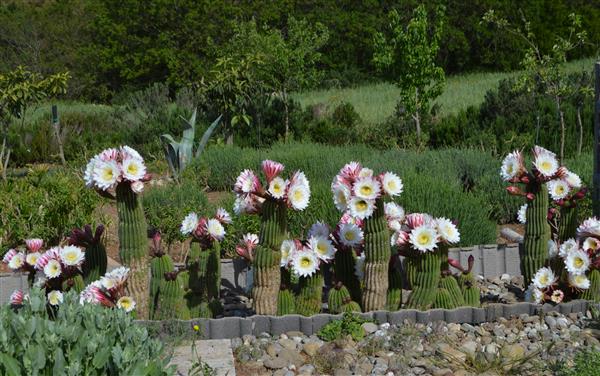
294, 57, 596, 124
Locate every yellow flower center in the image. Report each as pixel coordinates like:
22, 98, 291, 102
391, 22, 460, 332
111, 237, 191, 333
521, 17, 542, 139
540, 275, 548, 285
574, 257, 584, 268
555, 186, 565, 195
540, 161, 551, 172
293, 189, 303, 201
360, 185, 373, 196
345, 232, 355, 241
65, 252, 77, 263
127, 163, 138, 175
101, 167, 114, 181
417, 233, 430, 245
272, 183, 282, 194
356, 200, 367, 211
300, 257, 311, 268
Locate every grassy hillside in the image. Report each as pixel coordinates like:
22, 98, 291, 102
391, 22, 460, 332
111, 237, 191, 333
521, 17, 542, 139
294, 58, 596, 124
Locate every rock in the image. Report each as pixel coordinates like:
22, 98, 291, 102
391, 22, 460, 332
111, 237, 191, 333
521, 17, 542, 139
287, 331, 304, 338
460, 340, 478, 356
523, 315, 539, 323
556, 317, 569, 329
279, 338, 297, 351
501, 344, 525, 360
266, 343, 280, 357
485, 343, 499, 355
362, 322, 378, 334
372, 358, 389, 374
438, 343, 467, 362
298, 364, 315, 375
461, 323, 475, 332
333, 370, 353, 376
501, 273, 511, 282
264, 357, 287, 370
380, 323, 390, 330
356, 359, 373, 374
434, 369, 453, 376
545, 316, 557, 328
231, 337, 242, 349
278, 349, 304, 368
302, 342, 322, 357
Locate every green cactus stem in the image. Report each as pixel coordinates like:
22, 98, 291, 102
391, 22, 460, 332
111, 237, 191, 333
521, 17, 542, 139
296, 272, 324, 316
433, 288, 454, 309
277, 288, 296, 315
455, 256, 480, 307
149, 252, 174, 319
362, 198, 392, 312
62, 274, 85, 293
70, 224, 107, 284
328, 282, 352, 314
252, 199, 286, 315
437, 275, 464, 309
581, 269, 600, 302
333, 247, 362, 304
404, 254, 418, 289
341, 299, 362, 313
386, 255, 402, 311
521, 183, 551, 284
154, 271, 190, 320
116, 182, 150, 319
185, 240, 222, 318
406, 249, 442, 310
558, 205, 578, 242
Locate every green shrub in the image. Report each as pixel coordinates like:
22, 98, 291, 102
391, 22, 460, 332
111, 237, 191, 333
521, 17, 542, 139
555, 349, 600, 376
0, 168, 99, 252
142, 183, 209, 247
317, 312, 370, 342
0, 289, 173, 375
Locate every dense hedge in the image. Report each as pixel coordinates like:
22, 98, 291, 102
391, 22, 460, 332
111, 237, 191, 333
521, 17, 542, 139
1, 0, 598, 99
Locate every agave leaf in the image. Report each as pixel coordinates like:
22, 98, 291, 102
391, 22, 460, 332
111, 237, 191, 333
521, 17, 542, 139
195, 115, 222, 159
160, 134, 180, 178
178, 109, 197, 171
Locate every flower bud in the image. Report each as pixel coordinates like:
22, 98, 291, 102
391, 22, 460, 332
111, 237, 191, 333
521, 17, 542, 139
526, 193, 535, 201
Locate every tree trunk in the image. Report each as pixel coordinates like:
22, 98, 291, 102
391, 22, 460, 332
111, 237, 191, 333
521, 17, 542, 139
577, 104, 583, 156
556, 96, 565, 162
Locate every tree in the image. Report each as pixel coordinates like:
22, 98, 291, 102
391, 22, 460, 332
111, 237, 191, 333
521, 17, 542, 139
373, 5, 446, 145
0, 66, 69, 179
483, 10, 587, 161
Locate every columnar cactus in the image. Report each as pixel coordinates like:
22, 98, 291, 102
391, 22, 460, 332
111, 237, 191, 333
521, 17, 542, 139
69, 225, 107, 284
341, 299, 362, 313
153, 271, 190, 320
84, 146, 151, 318
433, 287, 454, 309
436, 275, 464, 309
361, 199, 392, 311
405, 249, 442, 309
452, 256, 480, 307
581, 269, 600, 302
521, 182, 552, 284
277, 288, 296, 315
558, 206, 578, 242
386, 255, 402, 311
333, 247, 362, 304
328, 282, 352, 314
149, 233, 174, 319
233, 161, 311, 315
296, 273, 324, 316
253, 199, 286, 315
116, 182, 151, 318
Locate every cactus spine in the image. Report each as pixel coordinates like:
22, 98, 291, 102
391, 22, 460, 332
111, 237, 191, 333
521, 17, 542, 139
296, 273, 324, 316
116, 182, 150, 319
328, 282, 352, 314
154, 271, 190, 320
361, 198, 391, 311
521, 182, 551, 284
252, 199, 286, 315
333, 248, 362, 304
406, 249, 442, 310
185, 240, 222, 318
149, 252, 174, 319
581, 269, 600, 302
386, 256, 402, 311
277, 288, 296, 315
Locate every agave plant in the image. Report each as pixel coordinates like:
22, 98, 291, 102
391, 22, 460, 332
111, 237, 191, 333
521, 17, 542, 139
161, 109, 222, 179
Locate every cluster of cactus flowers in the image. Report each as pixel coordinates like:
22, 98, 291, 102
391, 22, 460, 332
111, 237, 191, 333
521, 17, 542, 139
85, 146, 151, 318
233, 160, 311, 315
502, 146, 586, 284
3, 239, 87, 301
526, 217, 600, 304
79, 267, 136, 313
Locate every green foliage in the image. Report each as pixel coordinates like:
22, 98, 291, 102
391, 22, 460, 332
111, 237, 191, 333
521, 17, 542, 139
373, 5, 446, 142
317, 312, 369, 342
142, 183, 209, 247
0, 288, 174, 375
555, 349, 600, 376
0, 168, 99, 252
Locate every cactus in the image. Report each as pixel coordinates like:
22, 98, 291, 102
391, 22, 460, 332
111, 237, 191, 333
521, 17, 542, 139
361, 198, 392, 312
406, 249, 442, 310
581, 269, 600, 302
328, 282, 352, 314
277, 288, 296, 315
296, 273, 324, 316
154, 271, 190, 320
456, 256, 480, 307
437, 275, 464, 309
403, 254, 418, 289
386, 255, 402, 311
341, 299, 362, 313
558, 205, 578, 242
252, 199, 286, 315
521, 182, 551, 284
433, 288, 454, 309
116, 182, 150, 319
69, 224, 107, 284
149, 252, 174, 319
185, 240, 222, 318
62, 274, 85, 293
333, 247, 362, 304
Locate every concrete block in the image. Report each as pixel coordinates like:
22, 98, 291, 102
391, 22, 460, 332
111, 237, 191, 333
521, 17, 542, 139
373, 311, 388, 324
541, 303, 560, 314
300, 316, 313, 335
270, 315, 301, 335
239, 318, 253, 336
471, 308, 487, 324
311, 314, 332, 333
416, 310, 431, 324
503, 302, 531, 317
358, 312, 374, 321
428, 309, 445, 322
210, 317, 240, 339
559, 301, 573, 314
444, 307, 472, 323
486, 304, 503, 321
503, 244, 522, 276
252, 315, 270, 336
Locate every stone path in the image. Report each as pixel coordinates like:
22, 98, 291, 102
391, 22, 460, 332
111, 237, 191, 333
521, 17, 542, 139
170, 339, 236, 376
